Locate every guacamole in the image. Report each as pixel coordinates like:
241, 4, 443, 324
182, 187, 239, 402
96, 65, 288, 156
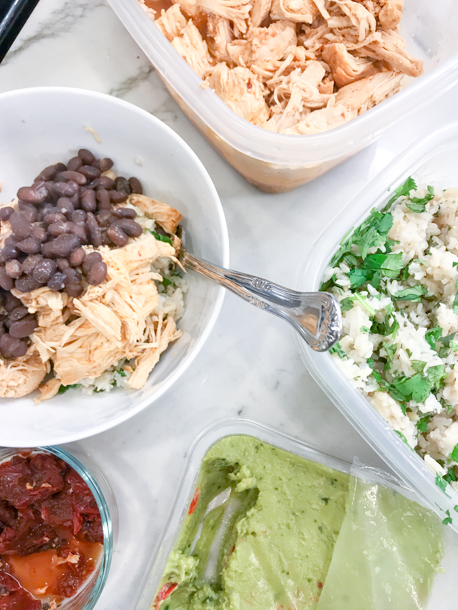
153, 435, 350, 610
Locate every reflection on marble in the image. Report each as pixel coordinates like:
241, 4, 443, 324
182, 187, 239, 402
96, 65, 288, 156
2, 1, 458, 608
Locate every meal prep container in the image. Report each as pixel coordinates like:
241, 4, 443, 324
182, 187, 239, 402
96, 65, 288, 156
297, 121, 458, 535
0, 87, 229, 447
108, 0, 458, 193
133, 418, 458, 610
0, 446, 116, 610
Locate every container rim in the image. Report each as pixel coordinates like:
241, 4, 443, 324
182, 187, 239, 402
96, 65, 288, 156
295, 120, 458, 533
108, 0, 458, 166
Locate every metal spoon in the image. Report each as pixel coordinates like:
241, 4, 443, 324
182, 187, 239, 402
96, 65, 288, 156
180, 248, 342, 352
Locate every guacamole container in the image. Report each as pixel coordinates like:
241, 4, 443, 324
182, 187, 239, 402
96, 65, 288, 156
133, 418, 458, 610
297, 121, 458, 536
107, 0, 458, 193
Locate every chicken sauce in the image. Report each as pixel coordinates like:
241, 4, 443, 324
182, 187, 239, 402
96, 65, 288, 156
0, 452, 103, 610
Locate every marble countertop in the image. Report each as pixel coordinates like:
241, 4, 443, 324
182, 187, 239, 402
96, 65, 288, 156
1, 1, 458, 608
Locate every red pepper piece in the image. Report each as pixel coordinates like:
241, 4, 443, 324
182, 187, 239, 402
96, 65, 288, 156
188, 488, 200, 515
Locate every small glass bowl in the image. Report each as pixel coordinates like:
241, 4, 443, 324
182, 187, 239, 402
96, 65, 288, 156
0, 446, 117, 610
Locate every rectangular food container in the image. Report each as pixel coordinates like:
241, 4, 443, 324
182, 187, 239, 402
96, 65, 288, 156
297, 121, 458, 535
109, 0, 457, 193
133, 418, 458, 610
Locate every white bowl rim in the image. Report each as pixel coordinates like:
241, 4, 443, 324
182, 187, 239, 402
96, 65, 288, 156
0, 86, 230, 445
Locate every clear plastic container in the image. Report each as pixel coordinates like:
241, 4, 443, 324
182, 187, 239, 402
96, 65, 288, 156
297, 121, 458, 536
107, 0, 458, 193
133, 418, 458, 610
0, 446, 117, 610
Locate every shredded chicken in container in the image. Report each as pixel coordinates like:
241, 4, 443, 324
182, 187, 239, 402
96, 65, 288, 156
0, 152, 186, 402
141, 0, 422, 134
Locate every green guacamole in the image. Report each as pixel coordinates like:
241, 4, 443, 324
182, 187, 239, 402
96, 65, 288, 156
154, 435, 350, 610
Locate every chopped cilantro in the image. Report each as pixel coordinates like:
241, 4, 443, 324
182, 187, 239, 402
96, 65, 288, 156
349, 269, 370, 288
454, 505, 458, 513
382, 342, 397, 362
416, 414, 432, 433
371, 312, 399, 338
387, 177, 417, 205
406, 187, 435, 213
399, 401, 406, 415
340, 297, 354, 312
391, 373, 431, 403
320, 275, 337, 292
58, 384, 81, 394
445, 468, 458, 484
411, 360, 426, 374
425, 327, 443, 351
329, 342, 347, 359
453, 280, 458, 315
162, 277, 173, 287
367, 358, 375, 369
442, 510, 452, 526
353, 293, 376, 316
435, 474, 451, 496
394, 430, 412, 449
360, 326, 370, 333
363, 252, 403, 278
116, 369, 127, 377
393, 285, 428, 302
150, 231, 173, 246
451, 443, 458, 462
454, 262, 458, 268
426, 364, 447, 390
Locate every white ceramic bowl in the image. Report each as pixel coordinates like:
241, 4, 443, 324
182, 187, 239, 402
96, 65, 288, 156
0, 87, 229, 446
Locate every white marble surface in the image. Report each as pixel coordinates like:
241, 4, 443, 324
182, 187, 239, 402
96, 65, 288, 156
1, 1, 458, 608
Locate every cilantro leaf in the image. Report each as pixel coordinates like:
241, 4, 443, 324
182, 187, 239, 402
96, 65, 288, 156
442, 510, 453, 526
162, 277, 173, 287
451, 443, 458, 462
363, 252, 403, 279
391, 373, 431, 403
371, 312, 399, 338
426, 365, 447, 390
406, 185, 435, 213
349, 269, 370, 288
58, 384, 81, 394
393, 285, 428, 302
340, 297, 354, 312
329, 342, 347, 359
116, 369, 127, 377
376, 213, 393, 235
388, 177, 417, 205
411, 360, 427, 374
425, 327, 443, 351
445, 468, 458, 484
382, 342, 397, 362
416, 414, 431, 434
435, 474, 451, 497
150, 231, 173, 246
453, 280, 458, 315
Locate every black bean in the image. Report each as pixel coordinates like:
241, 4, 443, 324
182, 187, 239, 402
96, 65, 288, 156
17, 237, 41, 255
128, 177, 143, 194
14, 276, 41, 292
79, 165, 101, 181
98, 176, 114, 190
47, 272, 66, 291
107, 224, 128, 247
86, 212, 98, 233
87, 261, 107, 286
57, 198, 75, 215
22, 255, 43, 275
4, 293, 20, 312
5, 260, 22, 279
0, 267, 14, 291
110, 191, 129, 204
36, 164, 59, 181
33, 259, 57, 283
51, 180, 79, 198
86, 179, 100, 190
63, 268, 82, 286
9, 212, 33, 240
71, 224, 88, 243
98, 158, 114, 172
82, 251, 102, 275
0, 323, 5, 337
114, 177, 130, 194
69, 248, 85, 267
0, 246, 20, 263
51, 234, 81, 257
69, 193, 80, 208
17, 181, 48, 205
57, 258, 70, 271
48, 221, 71, 237
17, 202, 37, 223
96, 188, 111, 210
96, 210, 113, 227
81, 189, 96, 212
116, 218, 142, 237
71, 210, 86, 224
113, 207, 136, 219
9, 306, 29, 322
43, 212, 66, 225
9, 318, 37, 338
60, 170, 87, 185
66, 283, 84, 297
0, 334, 28, 359
32, 225, 47, 243
5, 235, 19, 246
67, 157, 83, 172
0, 207, 14, 221
41, 242, 55, 258
78, 149, 96, 165
86, 213, 102, 247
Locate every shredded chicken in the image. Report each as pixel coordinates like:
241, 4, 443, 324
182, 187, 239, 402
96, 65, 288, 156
0, 198, 184, 401
142, 0, 422, 135
155, 4, 188, 41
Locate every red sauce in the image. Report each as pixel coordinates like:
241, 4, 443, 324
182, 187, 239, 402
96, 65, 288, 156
0, 453, 104, 610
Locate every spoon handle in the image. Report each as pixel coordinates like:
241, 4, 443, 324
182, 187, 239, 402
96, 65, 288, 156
182, 250, 342, 352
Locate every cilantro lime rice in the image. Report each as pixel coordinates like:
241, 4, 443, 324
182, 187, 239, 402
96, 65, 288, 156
323, 178, 458, 485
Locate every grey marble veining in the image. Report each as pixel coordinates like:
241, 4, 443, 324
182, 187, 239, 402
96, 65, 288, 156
2, 1, 458, 608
